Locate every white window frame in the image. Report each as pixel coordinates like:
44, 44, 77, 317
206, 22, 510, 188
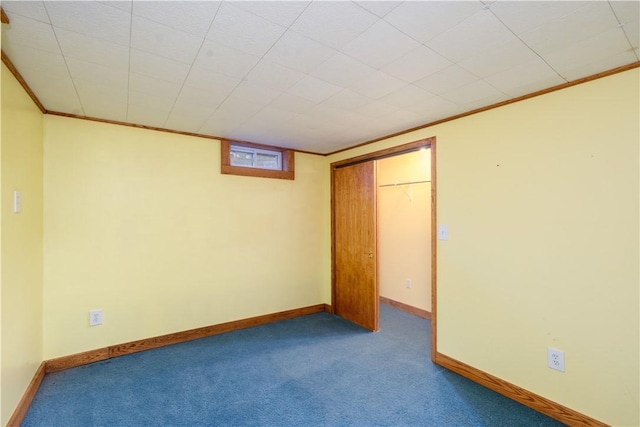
230, 144, 283, 171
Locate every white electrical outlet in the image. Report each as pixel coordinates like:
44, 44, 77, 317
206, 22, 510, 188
89, 309, 103, 326
547, 348, 565, 372
405, 279, 412, 289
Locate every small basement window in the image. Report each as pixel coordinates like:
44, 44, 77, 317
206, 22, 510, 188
221, 140, 294, 180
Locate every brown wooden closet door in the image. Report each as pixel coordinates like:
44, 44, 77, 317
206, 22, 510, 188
333, 161, 378, 331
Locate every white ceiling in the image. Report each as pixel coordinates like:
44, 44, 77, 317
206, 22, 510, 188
1, 1, 638, 154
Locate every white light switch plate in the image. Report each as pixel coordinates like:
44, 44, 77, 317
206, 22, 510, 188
437, 225, 448, 240
13, 191, 21, 213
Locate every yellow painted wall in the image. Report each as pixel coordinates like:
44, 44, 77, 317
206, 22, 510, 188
0, 63, 44, 425
377, 150, 431, 312
43, 115, 328, 359
328, 68, 639, 426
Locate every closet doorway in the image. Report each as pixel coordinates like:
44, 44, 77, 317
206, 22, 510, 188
331, 138, 436, 342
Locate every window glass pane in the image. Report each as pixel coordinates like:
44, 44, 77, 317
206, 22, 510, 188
256, 152, 281, 170
230, 149, 254, 167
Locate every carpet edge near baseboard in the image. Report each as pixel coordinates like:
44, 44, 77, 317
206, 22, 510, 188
9, 303, 330, 426
433, 352, 608, 427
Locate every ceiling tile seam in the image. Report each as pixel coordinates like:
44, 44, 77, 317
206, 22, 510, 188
1, 7, 47, 25
352, 0, 402, 19
160, 2, 223, 129
42, 1, 86, 116
195, 1, 316, 136
607, 0, 640, 62
486, 6, 568, 84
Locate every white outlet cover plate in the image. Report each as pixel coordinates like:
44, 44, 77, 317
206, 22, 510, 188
89, 309, 103, 326
547, 347, 565, 372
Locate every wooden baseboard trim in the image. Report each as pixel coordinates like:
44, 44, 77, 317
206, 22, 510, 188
46, 348, 110, 374
6, 362, 46, 427
380, 296, 431, 319
46, 304, 326, 373
433, 352, 607, 427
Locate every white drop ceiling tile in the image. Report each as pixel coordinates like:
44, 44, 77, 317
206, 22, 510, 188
310, 52, 376, 87
355, 1, 402, 18
1, 1, 49, 23
264, 31, 337, 73
132, 1, 220, 37
553, 50, 638, 82
128, 90, 177, 113
413, 65, 478, 95
243, 60, 306, 92
217, 96, 265, 118
543, 27, 633, 78
623, 20, 639, 50
379, 84, 436, 109
82, 98, 128, 122
39, 92, 84, 116
384, 1, 483, 43
321, 89, 371, 111
230, 81, 283, 106
45, 1, 131, 46
131, 16, 203, 64
2, 14, 60, 54
74, 80, 128, 106
291, 2, 378, 50
355, 101, 400, 119
440, 80, 504, 106
269, 93, 318, 114
426, 9, 517, 63
130, 49, 191, 85
66, 58, 128, 88
382, 108, 426, 130
1, 43, 68, 82
381, 45, 452, 83
520, 2, 619, 56
193, 40, 261, 79
610, 1, 640, 25
55, 28, 129, 71
459, 93, 509, 112
99, 2, 132, 13
286, 75, 342, 103
341, 20, 420, 69
206, 2, 286, 57
129, 73, 182, 100
349, 71, 406, 99
306, 105, 352, 123
490, 1, 589, 35
250, 108, 295, 128
183, 68, 241, 101
174, 86, 227, 111
484, 58, 565, 97
232, 1, 309, 27
458, 37, 540, 79
199, 111, 248, 135
403, 96, 460, 119
165, 108, 214, 134
127, 105, 171, 129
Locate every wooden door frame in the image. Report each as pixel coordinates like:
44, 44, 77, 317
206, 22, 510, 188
330, 137, 437, 358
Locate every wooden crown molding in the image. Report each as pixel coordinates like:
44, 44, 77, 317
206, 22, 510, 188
326, 61, 640, 156
2, 44, 637, 158
1, 7, 10, 24
1, 50, 46, 113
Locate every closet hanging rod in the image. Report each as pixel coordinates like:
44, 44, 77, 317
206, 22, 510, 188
378, 180, 431, 188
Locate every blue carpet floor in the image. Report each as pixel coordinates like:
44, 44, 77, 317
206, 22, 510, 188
23, 304, 565, 426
